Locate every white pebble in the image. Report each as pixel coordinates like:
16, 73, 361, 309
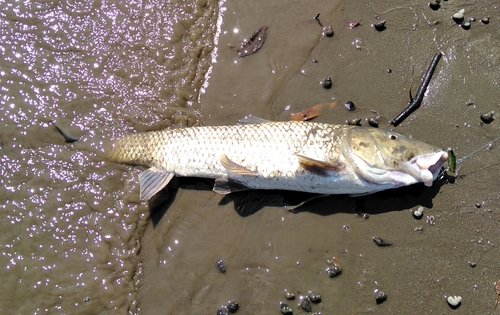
453, 9, 465, 20
413, 206, 424, 218
447, 295, 462, 306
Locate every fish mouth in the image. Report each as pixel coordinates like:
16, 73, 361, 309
403, 150, 449, 186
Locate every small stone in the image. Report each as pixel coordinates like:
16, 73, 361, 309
375, 290, 387, 304
324, 25, 334, 37
413, 206, 424, 219
309, 293, 321, 303
481, 17, 490, 24
344, 101, 356, 111
326, 265, 342, 277
429, 0, 440, 10
217, 259, 226, 273
452, 9, 465, 23
367, 117, 379, 127
387, 68, 392, 73
300, 297, 312, 312
480, 111, 495, 123
446, 295, 462, 307
284, 290, 295, 300
372, 20, 386, 31
227, 301, 239, 313
461, 18, 472, 30
347, 118, 361, 126
322, 76, 332, 89
475, 203, 482, 208
280, 302, 293, 315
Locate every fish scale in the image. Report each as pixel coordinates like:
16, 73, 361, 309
105, 120, 448, 200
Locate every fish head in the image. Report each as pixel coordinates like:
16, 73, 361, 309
343, 127, 448, 188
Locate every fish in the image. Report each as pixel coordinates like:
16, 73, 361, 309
105, 119, 449, 201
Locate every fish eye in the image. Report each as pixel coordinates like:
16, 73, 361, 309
389, 133, 397, 140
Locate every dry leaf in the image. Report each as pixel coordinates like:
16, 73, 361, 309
290, 102, 338, 121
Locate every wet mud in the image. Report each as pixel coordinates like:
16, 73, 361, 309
1, 0, 500, 314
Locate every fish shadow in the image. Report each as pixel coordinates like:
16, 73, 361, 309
148, 177, 449, 222
220, 178, 448, 217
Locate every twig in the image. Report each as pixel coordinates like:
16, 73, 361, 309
390, 52, 442, 126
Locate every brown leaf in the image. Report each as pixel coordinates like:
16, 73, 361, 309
290, 102, 339, 121
238, 26, 268, 57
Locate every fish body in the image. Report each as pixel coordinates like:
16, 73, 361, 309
106, 120, 448, 200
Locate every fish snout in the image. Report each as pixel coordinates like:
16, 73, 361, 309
416, 151, 449, 186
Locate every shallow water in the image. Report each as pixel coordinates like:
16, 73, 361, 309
1, 0, 500, 314
0, 0, 216, 313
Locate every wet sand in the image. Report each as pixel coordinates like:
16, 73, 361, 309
1, 0, 500, 314
141, 0, 500, 314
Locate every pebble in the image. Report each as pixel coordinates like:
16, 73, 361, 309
322, 76, 332, 89
367, 117, 379, 127
480, 111, 495, 123
481, 17, 489, 24
446, 295, 462, 307
344, 101, 356, 111
429, 0, 440, 10
227, 301, 239, 313
461, 18, 472, 30
412, 206, 424, 219
372, 20, 386, 31
300, 297, 312, 312
324, 25, 334, 37
284, 290, 295, 300
452, 9, 465, 23
217, 259, 226, 273
347, 118, 361, 126
468, 261, 477, 268
375, 290, 387, 304
279, 302, 293, 314
326, 265, 342, 277
309, 293, 321, 303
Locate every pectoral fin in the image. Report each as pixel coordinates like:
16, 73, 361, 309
296, 154, 345, 176
213, 177, 251, 194
220, 154, 259, 176
139, 167, 175, 200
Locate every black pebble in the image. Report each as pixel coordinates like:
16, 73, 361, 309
344, 101, 356, 111
375, 291, 387, 304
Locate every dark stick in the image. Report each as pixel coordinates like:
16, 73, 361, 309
389, 52, 442, 126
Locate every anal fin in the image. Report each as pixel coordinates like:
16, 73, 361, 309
213, 176, 251, 194
139, 167, 175, 200
296, 154, 345, 177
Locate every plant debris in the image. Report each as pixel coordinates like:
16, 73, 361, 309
290, 102, 338, 121
238, 26, 268, 57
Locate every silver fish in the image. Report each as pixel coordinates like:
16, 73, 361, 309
106, 120, 448, 200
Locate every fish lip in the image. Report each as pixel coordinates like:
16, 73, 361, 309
409, 150, 449, 185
